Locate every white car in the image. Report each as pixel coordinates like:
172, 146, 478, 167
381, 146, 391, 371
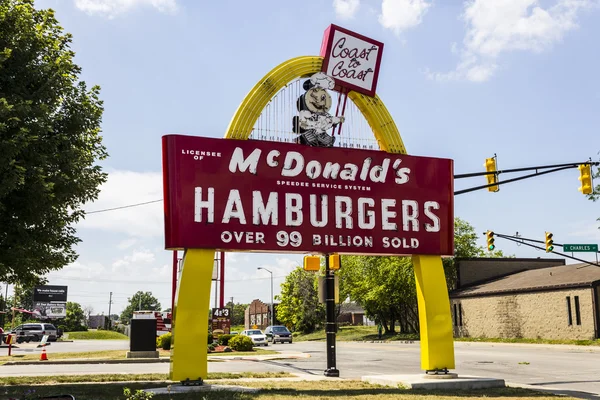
241, 329, 268, 346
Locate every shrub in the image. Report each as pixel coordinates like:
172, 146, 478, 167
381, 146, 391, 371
123, 387, 153, 400
228, 335, 254, 351
218, 334, 235, 346
157, 333, 171, 350
208, 343, 217, 351
223, 346, 232, 352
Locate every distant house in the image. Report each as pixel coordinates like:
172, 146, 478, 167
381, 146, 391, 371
88, 315, 107, 329
337, 302, 366, 325
450, 258, 600, 341
245, 299, 276, 330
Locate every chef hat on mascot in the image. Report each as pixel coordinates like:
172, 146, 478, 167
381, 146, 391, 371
303, 72, 335, 91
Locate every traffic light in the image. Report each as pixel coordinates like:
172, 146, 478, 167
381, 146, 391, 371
303, 255, 321, 272
578, 164, 593, 195
484, 158, 499, 192
486, 230, 495, 251
545, 232, 554, 253
329, 254, 340, 270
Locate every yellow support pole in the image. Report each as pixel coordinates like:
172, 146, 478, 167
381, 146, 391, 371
412, 255, 455, 370
170, 249, 215, 381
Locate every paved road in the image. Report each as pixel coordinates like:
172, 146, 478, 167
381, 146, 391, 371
2, 341, 599, 398
0, 340, 129, 356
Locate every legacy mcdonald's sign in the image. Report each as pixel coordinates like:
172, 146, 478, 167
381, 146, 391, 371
162, 135, 454, 256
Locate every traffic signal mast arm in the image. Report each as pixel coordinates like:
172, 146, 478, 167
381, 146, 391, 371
485, 232, 600, 267
455, 161, 599, 196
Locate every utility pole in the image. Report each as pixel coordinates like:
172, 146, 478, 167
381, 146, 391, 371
11, 284, 19, 329
107, 292, 113, 329
230, 296, 234, 329
324, 254, 339, 377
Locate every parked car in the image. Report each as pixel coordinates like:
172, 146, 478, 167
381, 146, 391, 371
7, 323, 58, 342
240, 329, 268, 346
264, 325, 293, 344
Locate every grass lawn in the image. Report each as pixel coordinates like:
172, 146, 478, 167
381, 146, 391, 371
0, 348, 277, 364
64, 330, 129, 340
294, 325, 600, 346
295, 326, 418, 342
1, 379, 570, 399
0, 372, 292, 386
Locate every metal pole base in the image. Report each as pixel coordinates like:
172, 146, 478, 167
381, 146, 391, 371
324, 368, 340, 377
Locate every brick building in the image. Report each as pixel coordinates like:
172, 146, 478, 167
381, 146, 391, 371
450, 258, 600, 341
245, 299, 271, 330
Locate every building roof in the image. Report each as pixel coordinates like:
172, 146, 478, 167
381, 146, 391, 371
451, 262, 600, 298
339, 302, 364, 313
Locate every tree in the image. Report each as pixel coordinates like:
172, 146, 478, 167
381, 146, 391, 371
120, 291, 161, 324
225, 301, 248, 327
64, 301, 85, 331
0, 0, 108, 285
339, 255, 417, 334
275, 267, 324, 333
586, 160, 600, 226
339, 218, 509, 335
53, 301, 86, 331
83, 305, 94, 320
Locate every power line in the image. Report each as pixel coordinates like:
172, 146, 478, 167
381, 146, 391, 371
86, 199, 162, 214
48, 274, 287, 284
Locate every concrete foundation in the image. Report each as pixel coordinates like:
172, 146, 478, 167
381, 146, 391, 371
362, 374, 505, 390
146, 384, 259, 395
126, 350, 159, 359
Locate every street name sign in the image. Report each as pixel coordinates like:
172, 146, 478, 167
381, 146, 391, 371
563, 244, 598, 252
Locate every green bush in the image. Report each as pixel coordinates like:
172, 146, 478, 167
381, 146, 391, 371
218, 334, 235, 346
157, 333, 171, 350
228, 335, 254, 351
208, 343, 217, 351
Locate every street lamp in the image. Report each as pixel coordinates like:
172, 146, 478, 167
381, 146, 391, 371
257, 267, 273, 326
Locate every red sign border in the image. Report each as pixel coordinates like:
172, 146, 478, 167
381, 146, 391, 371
320, 24, 384, 97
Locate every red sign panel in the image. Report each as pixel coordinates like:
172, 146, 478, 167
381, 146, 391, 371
163, 135, 454, 256
320, 24, 384, 97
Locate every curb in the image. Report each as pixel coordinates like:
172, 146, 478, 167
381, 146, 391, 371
2, 353, 310, 366
3, 358, 171, 366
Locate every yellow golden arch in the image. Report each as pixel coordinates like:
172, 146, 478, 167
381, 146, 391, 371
170, 56, 454, 381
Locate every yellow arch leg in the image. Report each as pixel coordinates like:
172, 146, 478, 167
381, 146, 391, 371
170, 249, 214, 381
412, 255, 455, 370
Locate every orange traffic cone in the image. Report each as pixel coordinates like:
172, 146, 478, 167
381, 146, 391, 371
40, 346, 48, 361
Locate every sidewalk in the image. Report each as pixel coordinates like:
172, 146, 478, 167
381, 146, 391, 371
1, 351, 310, 366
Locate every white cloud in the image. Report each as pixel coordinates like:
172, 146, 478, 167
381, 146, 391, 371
333, 0, 360, 19
431, 0, 598, 82
117, 238, 138, 250
568, 221, 600, 240
79, 170, 164, 238
378, 0, 432, 35
112, 248, 156, 268
74, 0, 177, 17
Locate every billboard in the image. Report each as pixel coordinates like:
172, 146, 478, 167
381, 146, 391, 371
163, 135, 454, 256
33, 285, 68, 302
33, 285, 67, 319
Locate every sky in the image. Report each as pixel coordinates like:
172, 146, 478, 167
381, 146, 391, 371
12, 0, 600, 317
